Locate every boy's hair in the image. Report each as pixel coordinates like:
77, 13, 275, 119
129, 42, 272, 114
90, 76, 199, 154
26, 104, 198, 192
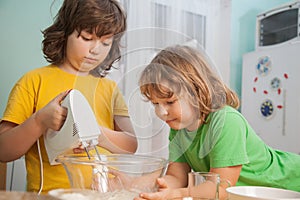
139, 45, 240, 124
42, 0, 126, 77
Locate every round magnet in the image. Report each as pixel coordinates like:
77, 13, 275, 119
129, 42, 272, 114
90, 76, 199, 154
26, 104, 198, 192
256, 56, 271, 76
260, 99, 274, 118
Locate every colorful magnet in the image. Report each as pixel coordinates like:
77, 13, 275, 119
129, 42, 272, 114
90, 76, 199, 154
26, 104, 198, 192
270, 77, 281, 91
260, 99, 274, 118
256, 56, 272, 76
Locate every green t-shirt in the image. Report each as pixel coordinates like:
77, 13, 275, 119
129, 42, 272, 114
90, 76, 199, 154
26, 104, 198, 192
169, 106, 300, 191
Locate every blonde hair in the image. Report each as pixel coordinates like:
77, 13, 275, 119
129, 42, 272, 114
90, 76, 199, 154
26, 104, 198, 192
139, 45, 240, 124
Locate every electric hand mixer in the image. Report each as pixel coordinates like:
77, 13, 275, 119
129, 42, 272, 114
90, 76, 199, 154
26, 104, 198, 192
44, 89, 109, 192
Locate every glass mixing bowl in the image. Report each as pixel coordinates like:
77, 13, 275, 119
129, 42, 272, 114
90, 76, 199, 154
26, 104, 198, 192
50, 154, 167, 199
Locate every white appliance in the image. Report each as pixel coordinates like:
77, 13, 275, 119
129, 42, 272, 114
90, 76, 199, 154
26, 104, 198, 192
44, 89, 101, 165
6, 90, 102, 190
241, 1, 300, 154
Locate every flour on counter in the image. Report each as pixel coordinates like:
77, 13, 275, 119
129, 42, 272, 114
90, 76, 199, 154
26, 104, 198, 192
50, 189, 139, 200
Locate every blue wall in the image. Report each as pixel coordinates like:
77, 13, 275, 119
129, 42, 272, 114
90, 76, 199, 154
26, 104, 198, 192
0, 0, 61, 115
230, 0, 291, 98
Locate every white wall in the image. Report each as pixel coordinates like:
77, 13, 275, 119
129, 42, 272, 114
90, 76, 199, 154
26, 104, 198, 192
116, 0, 232, 157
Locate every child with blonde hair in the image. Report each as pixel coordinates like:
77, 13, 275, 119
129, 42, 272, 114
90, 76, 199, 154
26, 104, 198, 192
138, 45, 300, 199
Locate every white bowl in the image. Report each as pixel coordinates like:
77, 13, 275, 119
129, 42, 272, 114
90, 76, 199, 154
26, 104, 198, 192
226, 186, 300, 200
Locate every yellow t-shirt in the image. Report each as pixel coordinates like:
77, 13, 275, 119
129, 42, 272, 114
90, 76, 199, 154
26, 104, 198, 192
2, 65, 129, 193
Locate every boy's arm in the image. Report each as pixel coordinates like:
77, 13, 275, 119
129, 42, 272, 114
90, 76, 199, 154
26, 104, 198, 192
97, 115, 137, 153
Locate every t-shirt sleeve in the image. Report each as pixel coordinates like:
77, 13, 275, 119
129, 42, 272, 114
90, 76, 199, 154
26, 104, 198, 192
112, 84, 129, 116
208, 110, 250, 168
2, 74, 36, 124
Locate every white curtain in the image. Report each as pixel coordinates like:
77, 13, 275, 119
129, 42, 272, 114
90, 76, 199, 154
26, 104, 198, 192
109, 0, 231, 158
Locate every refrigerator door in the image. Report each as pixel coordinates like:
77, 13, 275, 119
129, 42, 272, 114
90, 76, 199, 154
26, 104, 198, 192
241, 41, 300, 154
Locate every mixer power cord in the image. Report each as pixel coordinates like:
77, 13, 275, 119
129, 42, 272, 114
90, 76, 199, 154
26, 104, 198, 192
37, 139, 44, 195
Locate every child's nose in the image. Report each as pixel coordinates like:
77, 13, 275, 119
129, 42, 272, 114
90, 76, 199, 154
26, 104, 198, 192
89, 42, 101, 55
156, 105, 168, 116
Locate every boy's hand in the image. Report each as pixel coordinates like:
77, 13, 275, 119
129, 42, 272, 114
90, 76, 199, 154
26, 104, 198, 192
35, 90, 70, 132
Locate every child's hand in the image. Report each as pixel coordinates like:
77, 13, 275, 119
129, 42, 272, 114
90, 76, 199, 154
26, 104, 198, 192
134, 178, 174, 200
35, 90, 70, 132
72, 144, 86, 154
72, 142, 94, 154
